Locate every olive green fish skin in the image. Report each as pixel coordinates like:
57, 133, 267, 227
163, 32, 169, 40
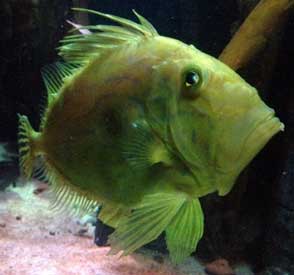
42, 34, 281, 203
18, 10, 283, 263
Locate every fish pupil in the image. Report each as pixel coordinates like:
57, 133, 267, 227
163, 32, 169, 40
185, 71, 200, 87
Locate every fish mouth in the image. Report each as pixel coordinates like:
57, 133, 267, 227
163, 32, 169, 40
242, 111, 284, 154
216, 111, 284, 196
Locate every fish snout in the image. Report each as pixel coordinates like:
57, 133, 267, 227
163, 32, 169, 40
214, 92, 284, 196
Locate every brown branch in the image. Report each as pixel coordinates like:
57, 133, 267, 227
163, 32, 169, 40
219, 0, 293, 70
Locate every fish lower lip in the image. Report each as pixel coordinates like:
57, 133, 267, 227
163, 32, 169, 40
261, 112, 284, 131
244, 114, 283, 155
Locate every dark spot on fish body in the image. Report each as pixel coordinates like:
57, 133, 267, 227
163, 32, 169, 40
101, 108, 122, 137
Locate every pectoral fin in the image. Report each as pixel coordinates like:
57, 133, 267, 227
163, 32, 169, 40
108, 192, 186, 256
165, 198, 204, 264
122, 120, 173, 170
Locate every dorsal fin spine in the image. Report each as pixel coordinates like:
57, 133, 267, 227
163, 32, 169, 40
71, 8, 154, 36
58, 9, 158, 64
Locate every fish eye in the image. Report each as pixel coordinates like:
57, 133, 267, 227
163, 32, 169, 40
182, 69, 202, 99
185, 71, 201, 87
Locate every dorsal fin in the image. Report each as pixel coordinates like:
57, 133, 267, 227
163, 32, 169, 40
58, 8, 158, 64
41, 62, 80, 101
40, 62, 80, 129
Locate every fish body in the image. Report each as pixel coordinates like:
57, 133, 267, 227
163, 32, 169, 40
18, 9, 284, 263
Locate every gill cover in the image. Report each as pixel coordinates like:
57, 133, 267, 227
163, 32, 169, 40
147, 59, 216, 196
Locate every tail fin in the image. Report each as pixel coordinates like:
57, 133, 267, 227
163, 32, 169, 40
18, 114, 40, 179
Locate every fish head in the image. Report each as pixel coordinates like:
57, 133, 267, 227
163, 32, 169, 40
146, 38, 284, 196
